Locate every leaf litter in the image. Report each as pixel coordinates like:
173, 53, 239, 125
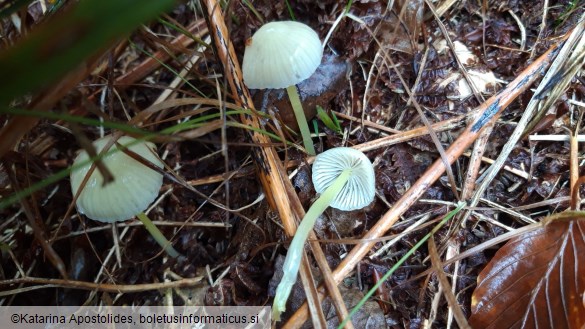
0, 0, 584, 328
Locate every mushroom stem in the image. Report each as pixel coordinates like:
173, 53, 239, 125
286, 85, 316, 155
136, 212, 181, 258
273, 168, 352, 320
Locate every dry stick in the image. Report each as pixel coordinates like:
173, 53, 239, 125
406, 10, 490, 322
0, 276, 204, 297
423, 15, 490, 325
428, 236, 472, 329
424, 0, 488, 205
571, 176, 585, 211
354, 112, 472, 153
115, 20, 208, 88
570, 129, 581, 210
201, 1, 350, 328
450, 123, 494, 327
461, 122, 493, 199
282, 34, 565, 329
460, 17, 585, 226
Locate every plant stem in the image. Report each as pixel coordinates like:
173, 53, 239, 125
272, 168, 352, 320
286, 85, 316, 155
136, 212, 180, 258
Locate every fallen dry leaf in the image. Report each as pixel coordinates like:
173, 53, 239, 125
469, 213, 585, 329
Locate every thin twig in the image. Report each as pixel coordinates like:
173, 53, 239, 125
428, 236, 471, 329
0, 276, 204, 297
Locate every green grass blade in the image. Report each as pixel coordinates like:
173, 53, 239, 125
284, 0, 295, 20
242, 0, 264, 23
338, 201, 467, 329
331, 111, 342, 132
1, 108, 150, 136
316, 105, 341, 133
0, 0, 176, 105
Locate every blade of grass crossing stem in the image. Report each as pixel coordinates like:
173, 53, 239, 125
338, 201, 467, 329
0, 0, 176, 106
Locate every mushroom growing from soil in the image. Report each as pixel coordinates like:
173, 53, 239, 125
272, 147, 376, 320
242, 20, 323, 155
70, 135, 179, 258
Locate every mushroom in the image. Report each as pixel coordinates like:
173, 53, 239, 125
272, 147, 376, 320
242, 21, 323, 155
70, 135, 180, 258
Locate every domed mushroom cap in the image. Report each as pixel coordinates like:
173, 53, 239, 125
70, 136, 164, 223
242, 21, 323, 89
312, 147, 376, 211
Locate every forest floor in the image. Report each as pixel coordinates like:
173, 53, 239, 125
1, 0, 585, 328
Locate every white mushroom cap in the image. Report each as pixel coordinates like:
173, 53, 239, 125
312, 147, 376, 211
70, 136, 164, 223
242, 21, 323, 89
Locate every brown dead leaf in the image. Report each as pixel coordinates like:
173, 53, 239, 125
469, 213, 585, 329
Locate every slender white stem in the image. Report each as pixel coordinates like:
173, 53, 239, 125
287, 85, 316, 155
272, 169, 351, 320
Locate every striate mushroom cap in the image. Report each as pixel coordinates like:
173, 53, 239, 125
242, 21, 323, 89
311, 147, 376, 211
70, 136, 164, 223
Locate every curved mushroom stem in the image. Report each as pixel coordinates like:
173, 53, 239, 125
136, 212, 181, 258
286, 85, 316, 155
272, 168, 352, 320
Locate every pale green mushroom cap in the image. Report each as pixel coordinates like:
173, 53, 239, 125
311, 147, 376, 211
242, 21, 323, 89
70, 136, 164, 222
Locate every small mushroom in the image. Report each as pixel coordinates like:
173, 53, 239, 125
70, 135, 179, 258
272, 147, 376, 320
243, 21, 323, 155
